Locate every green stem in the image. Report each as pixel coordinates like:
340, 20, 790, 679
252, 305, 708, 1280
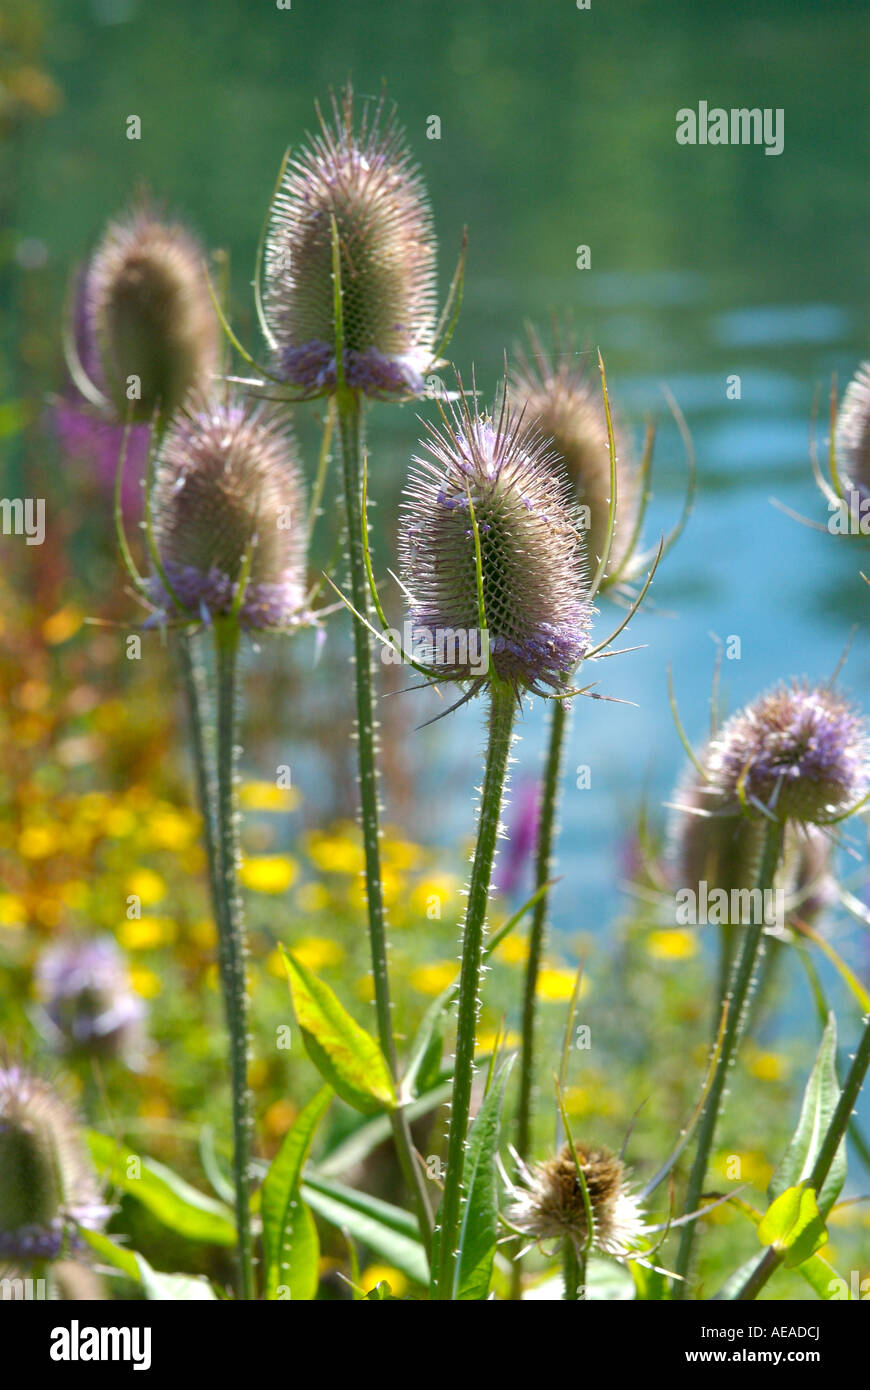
562, 1242, 585, 1301
674, 818, 784, 1293
511, 697, 568, 1300
335, 387, 433, 1259
178, 632, 222, 932
517, 698, 569, 1162
212, 617, 255, 1301
435, 680, 517, 1299
736, 1009, 870, 1301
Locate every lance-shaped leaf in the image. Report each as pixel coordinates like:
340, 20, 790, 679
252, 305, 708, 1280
87, 1131, 236, 1246
78, 1229, 218, 1300
757, 1185, 827, 1268
282, 948, 396, 1115
302, 1175, 428, 1286
135, 1257, 218, 1301
768, 1012, 846, 1219
454, 1056, 514, 1300
262, 1085, 332, 1300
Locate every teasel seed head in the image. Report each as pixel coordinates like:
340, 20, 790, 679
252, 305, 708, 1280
148, 395, 308, 631
264, 85, 437, 398
706, 681, 870, 827
835, 363, 870, 502
508, 1142, 648, 1262
36, 938, 146, 1065
85, 203, 219, 422
398, 382, 593, 694
0, 1066, 108, 1264
669, 763, 764, 899
511, 327, 639, 581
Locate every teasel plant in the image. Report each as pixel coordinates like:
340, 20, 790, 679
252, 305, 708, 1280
0, 1064, 110, 1287
60, 200, 221, 456
506, 324, 694, 1298
668, 677, 870, 1291
112, 386, 312, 1299
326, 360, 661, 1298
205, 83, 467, 1254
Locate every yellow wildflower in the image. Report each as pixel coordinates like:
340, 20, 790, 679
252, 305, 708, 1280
239, 855, 299, 894
360, 1264, 409, 1298
126, 868, 167, 907
118, 916, 177, 950
646, 929, 698, 961
129, 966, 162, 999
409, 962, 456, 996
536, 967, 589, 1002
41, 605, 83, 645
239, 781, 300, 813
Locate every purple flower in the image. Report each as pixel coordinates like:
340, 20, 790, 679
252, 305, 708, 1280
36, 938, 146, 1064
707, 682, 870, 826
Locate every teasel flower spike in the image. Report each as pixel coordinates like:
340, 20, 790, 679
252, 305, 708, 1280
64, 200, 220, 425
508, 352, 652, 1293
129, 395, 311, 1300
674, 679, 870, 1291
0, 1065, 110, 1271
390, 375, 593, 1297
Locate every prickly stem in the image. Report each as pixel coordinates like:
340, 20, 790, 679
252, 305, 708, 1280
435, 679, 516, 1299
674, 817, 784, 1293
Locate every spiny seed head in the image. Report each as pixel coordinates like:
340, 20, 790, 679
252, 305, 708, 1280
149, 395, 308, 631
0, 1066, 108, 1264
835, 363, 870, 502
706, 682, 869, 826
36, 939, 145, 1065
508, 1142, 648, 1261
512, 328, 638, 580
669, 764, 764, 898
85, 203, 219, 423
264, 84, 437, 398
399, 385, 592, 693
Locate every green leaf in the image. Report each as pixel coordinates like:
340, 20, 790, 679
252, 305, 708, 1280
768, 1012, 846, 1219
78, 1229, 217, 1299
262, 1085, 332, 1300
757, 1185, 826, 1267
796, 1250, 856, 1300
135, 1256, 217, 1300
630, 1260, 670, 1301
715, 1194, 851, 1299
455, 1057, 513, 1300
317, 1081, 451, 1178
78, 1227, 141, 1282
402, 987, 451, 1099
87, 1131, 236, 1246
282, 948, 396, 1115
301, 1177, 428, 1286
